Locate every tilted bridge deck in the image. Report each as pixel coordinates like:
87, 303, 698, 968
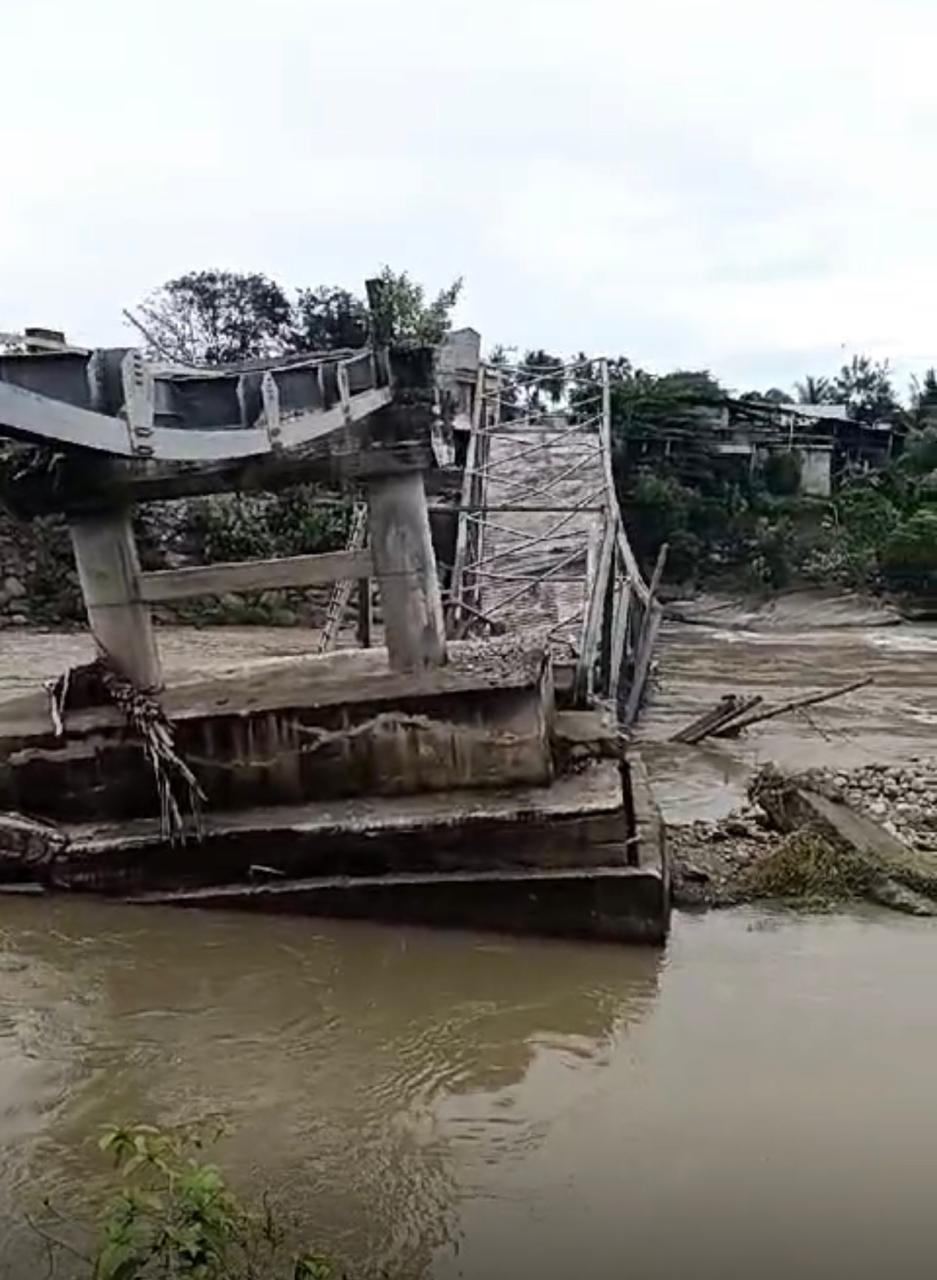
0, 344, 393, 461
446, 358, 656, 722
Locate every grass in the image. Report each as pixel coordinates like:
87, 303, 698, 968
743, 826, 875, 909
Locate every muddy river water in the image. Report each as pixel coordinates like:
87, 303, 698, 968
0, 604, 935, 1278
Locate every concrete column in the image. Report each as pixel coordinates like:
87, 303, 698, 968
69, 508, 163, 689
366, 471, 446, 671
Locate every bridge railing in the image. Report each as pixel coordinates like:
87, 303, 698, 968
445, 356, 659, 727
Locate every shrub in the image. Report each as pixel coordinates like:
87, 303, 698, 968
901, 426, 937, 475
748, 518, 795, 589
31, 1123, 333, 1279
745, 828, 874, 907
191, 495, 278, 563
663, 529, 704, 582
879, 510, 937, 589
625, 472, 695, 569
189, 488, 351, 565
265, 487, 351, 557
763, 450, 802, 497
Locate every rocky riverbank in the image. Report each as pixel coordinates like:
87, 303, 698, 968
669, 756, 937, 914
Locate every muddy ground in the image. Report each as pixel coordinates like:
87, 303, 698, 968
638, 590, 937, 912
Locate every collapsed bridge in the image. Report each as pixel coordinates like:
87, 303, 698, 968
0, 308, 669, 942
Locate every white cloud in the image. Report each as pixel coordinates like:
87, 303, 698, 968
3, 0, 937, 396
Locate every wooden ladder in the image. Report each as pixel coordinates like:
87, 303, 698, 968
317, 501, 368, 653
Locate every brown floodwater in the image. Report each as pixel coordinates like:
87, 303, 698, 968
1, 899, 937, 1279
0, 606, 935, 1278
639, 593, 937, 822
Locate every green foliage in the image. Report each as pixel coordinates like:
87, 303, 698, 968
137, 272, 294, 364
745, 828, 874, 907
836, 486, 901, 543
626, 472, 695, 565
292, 287, 368, 351
794, 375, 834, 405
264, 488, 351, 558
521, 349, 565, 407
909, 368, 937, 427
740, 387, 793, 405
603, 347, 924, 592
367, 266, 463, 344
901, 426, 937, 475
879, 510, 937, 589
831, 354, 899, 425
763, 450, 802, 497
748, 517, 795, 589
134, 267, 461, 364
33, 1123, 332, 1279
800, 486, 901, 586
191, 489, 350, 565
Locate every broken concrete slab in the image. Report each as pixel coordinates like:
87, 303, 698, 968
125, 865, 669, 944
755, 776, 937, 899
0, 640, 556, 821
52, 760, 628, 890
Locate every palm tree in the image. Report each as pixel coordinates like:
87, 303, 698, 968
794, 375, 832, 404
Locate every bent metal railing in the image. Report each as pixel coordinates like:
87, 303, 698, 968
445, 358, 659, 727
0, 345, 393, 461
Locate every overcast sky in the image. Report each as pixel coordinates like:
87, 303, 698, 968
4, 0, 936, 395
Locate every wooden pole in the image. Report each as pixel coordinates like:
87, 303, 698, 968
622, 602, 662, 729
714, 677, 874, 737
620, 542, 668, 729
356, 578, 373, 648
69, 508, 163, 689
670, 696, 738, 744
675, 695, 763, 745
366, 470, 447, 672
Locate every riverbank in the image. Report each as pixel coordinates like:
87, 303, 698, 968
669, 757, 937, 913
640, 591, 937, 916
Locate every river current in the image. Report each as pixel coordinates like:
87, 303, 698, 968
0, 605, 934, 1278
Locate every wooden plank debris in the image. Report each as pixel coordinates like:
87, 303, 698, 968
671, 695, 763, 745
621, 542, 668, 729
714, 677, 874, 737
672, 677, 874, 745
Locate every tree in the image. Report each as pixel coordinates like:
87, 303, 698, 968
291, 286, 368, 351
831, 354, 899, 424
366, 266, 463, 344
740, 387, 793, 405
795, 375, 834, 405
909, 367, 937, 428
132, 267, 463, 365
135, 271, 294, 364
521, 348, 565, 409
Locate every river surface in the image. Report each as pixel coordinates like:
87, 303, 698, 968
638, 592, 937, 822
0, 607, 935, 1278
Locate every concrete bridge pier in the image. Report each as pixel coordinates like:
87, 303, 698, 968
367, 469, 447, 672
69, 507, 163, 690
